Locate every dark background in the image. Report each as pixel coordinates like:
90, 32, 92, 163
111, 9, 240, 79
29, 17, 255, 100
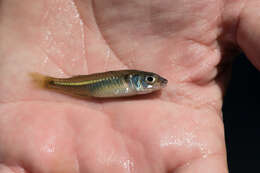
223, 54, 260, 172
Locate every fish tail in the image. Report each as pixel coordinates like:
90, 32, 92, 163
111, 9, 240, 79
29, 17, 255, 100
30, 72, 54, 88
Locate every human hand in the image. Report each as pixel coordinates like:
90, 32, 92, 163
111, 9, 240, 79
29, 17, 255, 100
1, 0, 259, 172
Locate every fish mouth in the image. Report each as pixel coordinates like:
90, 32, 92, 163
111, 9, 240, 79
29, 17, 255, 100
160, 78, 168, 87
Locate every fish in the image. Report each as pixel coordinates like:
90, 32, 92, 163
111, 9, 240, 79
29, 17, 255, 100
30, 70, 168, 98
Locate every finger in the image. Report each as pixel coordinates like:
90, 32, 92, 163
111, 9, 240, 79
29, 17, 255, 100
237, 0, 260, 70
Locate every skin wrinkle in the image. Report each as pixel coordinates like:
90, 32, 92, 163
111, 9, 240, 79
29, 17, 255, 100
89, 3, 223, 118
90, 0, 224, 87
104, 113, 158, 172
72, 108, 135, 172
39, 0, 88, 76
74, 0, 128, 71
75, 0, 100, 33
116, 129, 160, 172
1, 0, 250, 172
0, 91, 104, 111
38, 4, 70, 76
0, 100, 98, 111
67, 122, 81, 173
177, 6, 223, 85
38, 46, 68, 76
88, 0, 112, 72
36, 1, 88, 76
91, 1, 129, 69
183, 38, 218, 55
101, 101, 221, 172
0, 92, 222, 122
38, 18, 69, 76
182, 15, 222, 48
161, 83, 223, 115
163, 123, 225, 172
164, 129, 226, 172
0, 101, 102, 173
176, 41, 220, 85
161, 93, 222, 116
72, 0, 89, 73
173, 152, 227, 173
109, 132, 135, 173
0, 63, 221, 118
102, 102, 153, 171
0, 99, 173, 172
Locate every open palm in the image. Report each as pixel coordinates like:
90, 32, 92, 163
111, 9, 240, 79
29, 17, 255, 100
1, 0, 260, 172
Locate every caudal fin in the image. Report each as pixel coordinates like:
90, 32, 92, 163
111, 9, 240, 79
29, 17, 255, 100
29, 72, 53, 88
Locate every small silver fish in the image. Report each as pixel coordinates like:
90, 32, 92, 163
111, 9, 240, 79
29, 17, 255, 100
30, 70, 168, 98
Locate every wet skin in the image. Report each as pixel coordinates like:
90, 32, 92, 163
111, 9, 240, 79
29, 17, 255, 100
0, 0, 260, 173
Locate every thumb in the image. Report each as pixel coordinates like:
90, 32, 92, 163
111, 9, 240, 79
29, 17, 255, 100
237, 0, 260, 70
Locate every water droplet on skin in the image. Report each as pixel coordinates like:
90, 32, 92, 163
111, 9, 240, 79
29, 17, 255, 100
160, 132, 211, 157
119, 159, 134, 172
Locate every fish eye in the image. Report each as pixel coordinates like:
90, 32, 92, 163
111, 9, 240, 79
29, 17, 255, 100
145, 76, 156, 83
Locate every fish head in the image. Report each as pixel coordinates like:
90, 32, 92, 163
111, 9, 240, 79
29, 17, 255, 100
128, 71, 168, 94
